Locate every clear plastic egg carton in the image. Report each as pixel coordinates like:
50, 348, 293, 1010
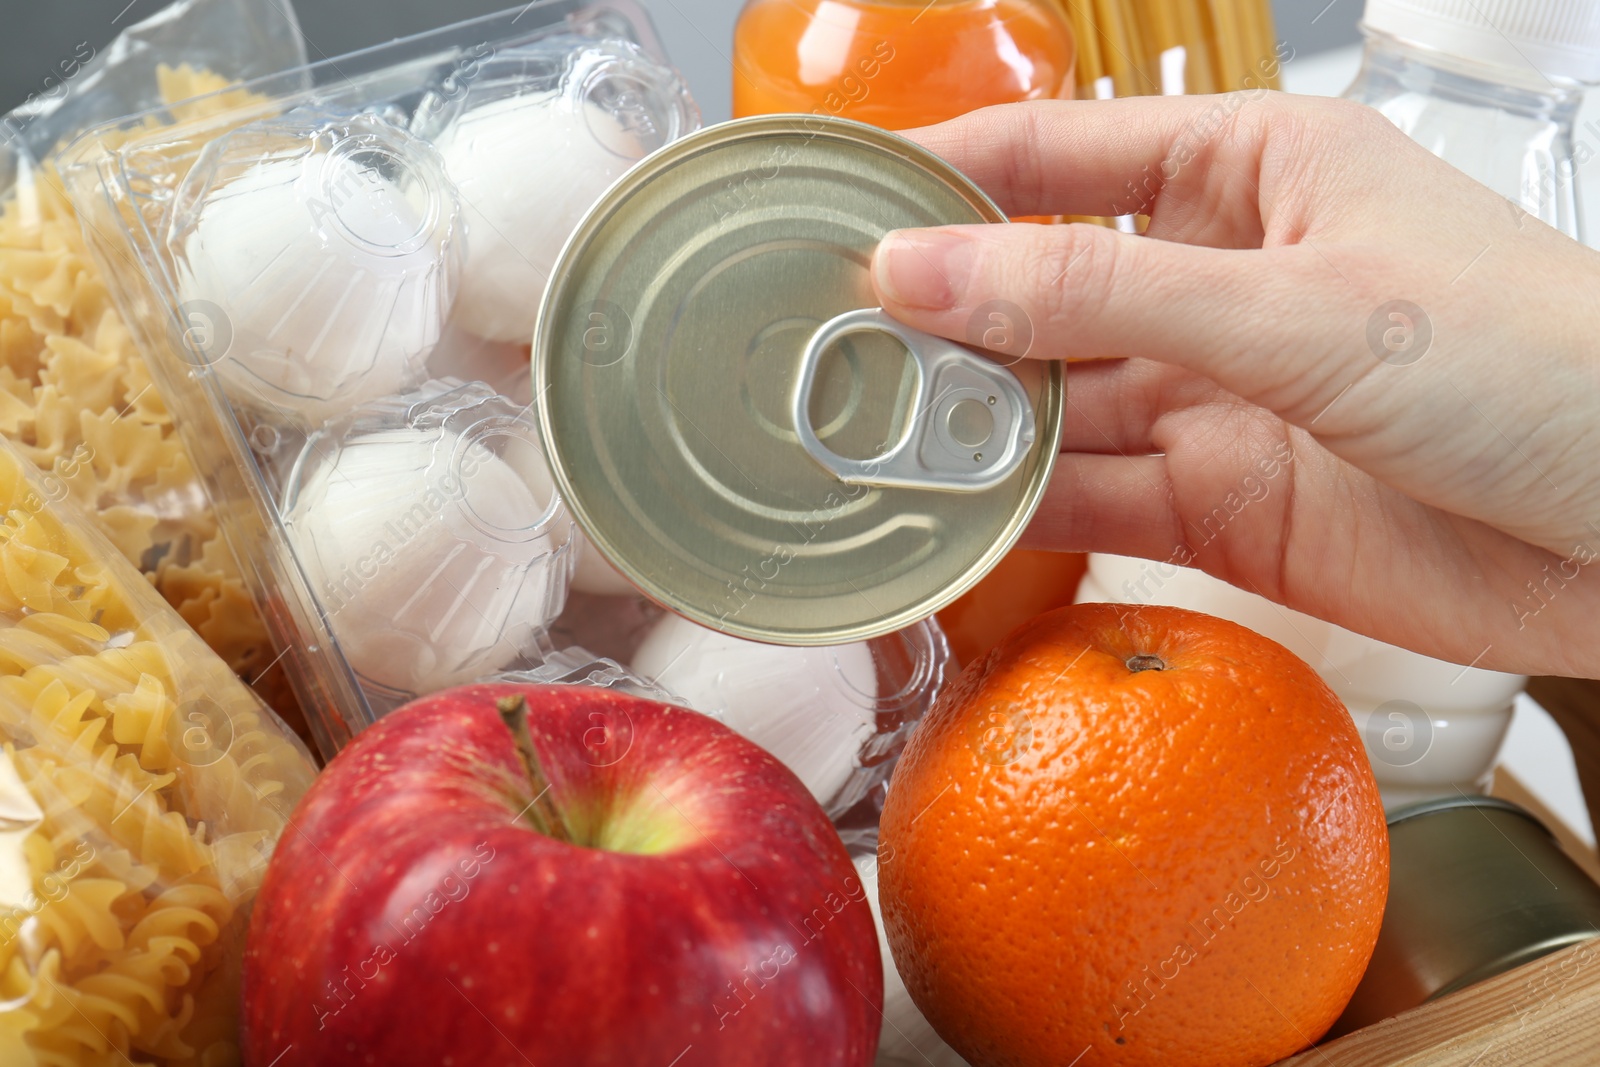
544, 591, 955, 822
61, 1, 699, 758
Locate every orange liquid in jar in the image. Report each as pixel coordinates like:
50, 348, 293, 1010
732, 0, 1075, 130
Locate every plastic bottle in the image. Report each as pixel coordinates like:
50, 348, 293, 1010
1327, 0, 1598, 793
731, 0, 1075, 130
1081, 2, 1600, 810
1343, 0, 1600, 240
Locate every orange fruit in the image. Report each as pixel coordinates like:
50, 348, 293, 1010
879, 603, 1388, 1067
936, 549, 1088, 668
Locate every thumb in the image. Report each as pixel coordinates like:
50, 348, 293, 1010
871, 222, 1376, 425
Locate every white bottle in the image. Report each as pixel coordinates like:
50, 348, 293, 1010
1344, 0, 1600, 240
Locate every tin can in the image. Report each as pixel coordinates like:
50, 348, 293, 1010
534, 115, 1064, 646
1332, 795, 1600, 1034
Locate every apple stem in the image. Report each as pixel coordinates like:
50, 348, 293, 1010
497, 695, 571, 843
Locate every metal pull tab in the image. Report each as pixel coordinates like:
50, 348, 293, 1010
792, 308, 1036, 492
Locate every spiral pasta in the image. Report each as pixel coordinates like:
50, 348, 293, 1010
0, 436, 317, 1065
0, 65, 305, 738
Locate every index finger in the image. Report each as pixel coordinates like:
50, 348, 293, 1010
898, 93, 1342, 225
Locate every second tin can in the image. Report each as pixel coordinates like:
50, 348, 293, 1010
1332, 795, 1600, 1034
534, 115, 1064, 645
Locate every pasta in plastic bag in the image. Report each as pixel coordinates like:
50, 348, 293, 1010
0, 435, 317, 1065
0, 0, 311, 737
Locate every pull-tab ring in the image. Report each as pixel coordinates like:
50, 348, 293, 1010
792, 308, 1036, 492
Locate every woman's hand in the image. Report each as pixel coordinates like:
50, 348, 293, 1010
874, 94, 1600, 678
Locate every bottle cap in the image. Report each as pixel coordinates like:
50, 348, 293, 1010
1363, 0, 1600, 85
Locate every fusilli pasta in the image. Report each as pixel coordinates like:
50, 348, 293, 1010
0, 435, 317, 1065
0, 65, 306, 739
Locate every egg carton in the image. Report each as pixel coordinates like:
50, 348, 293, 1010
63, 0, 960, 812
62, 1, 699, 758
543, 591, 955, 822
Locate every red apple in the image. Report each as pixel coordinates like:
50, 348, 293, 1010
242, 683, 881, 1065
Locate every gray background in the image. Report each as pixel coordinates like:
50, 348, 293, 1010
2, 0, 1362, 120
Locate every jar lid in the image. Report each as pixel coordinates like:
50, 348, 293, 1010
533, 115, 1064, 645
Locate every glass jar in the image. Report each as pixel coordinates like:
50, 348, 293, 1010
732, 0, 1075, 129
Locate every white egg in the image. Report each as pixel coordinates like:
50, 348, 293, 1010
495, 430, 641, 599
504, 428, 624, 600
283, 386, 572, 697
173, 118, 459, 424
631, 614, 877, 807
434, 92, 650, 344
425, 325, 533, 406
852, 852, 972, 1067
460, 363, 638, 602
569, 530, 641, 597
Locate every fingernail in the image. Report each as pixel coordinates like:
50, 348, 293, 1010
874, 230, 972, 311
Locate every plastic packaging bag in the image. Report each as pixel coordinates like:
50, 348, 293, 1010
0, 433, 317, 1066
0, 0, 312, 737
0, 0, 307, 188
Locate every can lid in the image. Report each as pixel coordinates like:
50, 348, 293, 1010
1386, 793, 1547, 830
1432, 932, 1600, 1001
534, 115, 1063, 645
